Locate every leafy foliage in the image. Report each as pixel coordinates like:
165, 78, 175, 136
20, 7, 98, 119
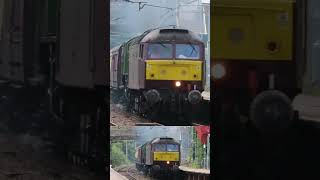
110, 141, 135, 167
186, 128, 207, 169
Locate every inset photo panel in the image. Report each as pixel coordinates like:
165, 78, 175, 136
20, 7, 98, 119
110, 0, 210, 126
110, 126, 210, 180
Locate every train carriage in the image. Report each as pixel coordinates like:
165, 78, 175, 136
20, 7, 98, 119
0, 0, 108, 170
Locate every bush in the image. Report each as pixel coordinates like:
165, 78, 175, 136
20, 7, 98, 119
110, 142, 130, 167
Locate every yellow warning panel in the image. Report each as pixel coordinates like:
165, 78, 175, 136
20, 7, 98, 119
153, 152, 180, 161
146, 60, 202, 81
212, 0, 294, 61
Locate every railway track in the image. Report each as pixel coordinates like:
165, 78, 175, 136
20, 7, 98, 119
125, 166, 139, 180
110, 103, 155, 126
116, 166, 157, 180
110, 102, 209, 126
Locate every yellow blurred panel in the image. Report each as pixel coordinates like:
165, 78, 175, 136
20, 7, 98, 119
212, 0, 293, 61
146, 60, 202, 81
153, 152, 180, 161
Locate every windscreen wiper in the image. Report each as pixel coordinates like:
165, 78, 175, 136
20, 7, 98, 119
158, 42, 168, 49
188, 43, 196, 56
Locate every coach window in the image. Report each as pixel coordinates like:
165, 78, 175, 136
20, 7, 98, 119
176, 44, 200, 59
148, 43, 173, 59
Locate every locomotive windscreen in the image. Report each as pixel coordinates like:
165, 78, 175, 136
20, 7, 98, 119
148, 43, 173, 59
167, 144, 179, 152
154, 144, 179, 152
176, 44, 200, 59
147, 43, 201, 60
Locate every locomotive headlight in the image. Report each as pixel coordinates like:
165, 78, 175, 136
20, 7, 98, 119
212, 64, 226, 79
175, 81, 181, 87
167, 161, 170, 164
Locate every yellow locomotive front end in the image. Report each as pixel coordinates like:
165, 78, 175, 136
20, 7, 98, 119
151, 142, 180, 173
141, 29, 206, 110
145, 41, 204, 85
123, 28, 207, 121
212, 0, 299, 133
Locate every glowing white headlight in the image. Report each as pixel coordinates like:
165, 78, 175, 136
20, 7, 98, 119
167, 161, 170, 164
212, 64, 226, 79
175, 81, 181, 87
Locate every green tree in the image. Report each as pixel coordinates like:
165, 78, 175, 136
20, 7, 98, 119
186, 128, 206, 169
110, 142, 130, 167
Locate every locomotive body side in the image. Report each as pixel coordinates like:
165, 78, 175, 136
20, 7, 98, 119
56, 0, 108, 88
110, 45, 122, 89
128, 42, 145, 90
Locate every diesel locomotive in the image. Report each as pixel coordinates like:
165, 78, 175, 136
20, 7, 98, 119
135, 137, 180, 175
212, 0, 303, 133
110, 28, 206, 119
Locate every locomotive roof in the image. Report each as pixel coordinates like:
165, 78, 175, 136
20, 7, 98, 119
151, 137, 180, 144
141, 28, 203, 43
110, 45, 121, 54
135, 137, 180, 150
111, 28, 203, 52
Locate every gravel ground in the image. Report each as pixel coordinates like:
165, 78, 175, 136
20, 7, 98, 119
0, 85, 104, 180
0, 130, 102, 180
110, 103, 152, 126
115, 165, 155, 180
110, 100, 210, 126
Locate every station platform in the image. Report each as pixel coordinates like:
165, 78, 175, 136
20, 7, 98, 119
293, 94, 320, 122
179, 166, 210, 180
110, 166, 128, 180
179, 166, 210, 175
201, 91, 210, 101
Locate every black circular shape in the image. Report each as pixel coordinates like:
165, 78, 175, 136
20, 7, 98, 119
188, 90, 202, 104
250, 90, 293, 134
267, 41, 279, 52
145, 89, 160, 106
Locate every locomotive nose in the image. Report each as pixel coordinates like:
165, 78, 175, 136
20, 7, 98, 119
145, 89, 161, 106
188, 90, 202, 104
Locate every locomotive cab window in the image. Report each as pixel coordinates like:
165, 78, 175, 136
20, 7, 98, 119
139, 44, 144, 58
148, 43, 173, 59
176, 44, 200, 59
167, 144, 179, 152
154, 143, 179, 152
154, 144, 166, 151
